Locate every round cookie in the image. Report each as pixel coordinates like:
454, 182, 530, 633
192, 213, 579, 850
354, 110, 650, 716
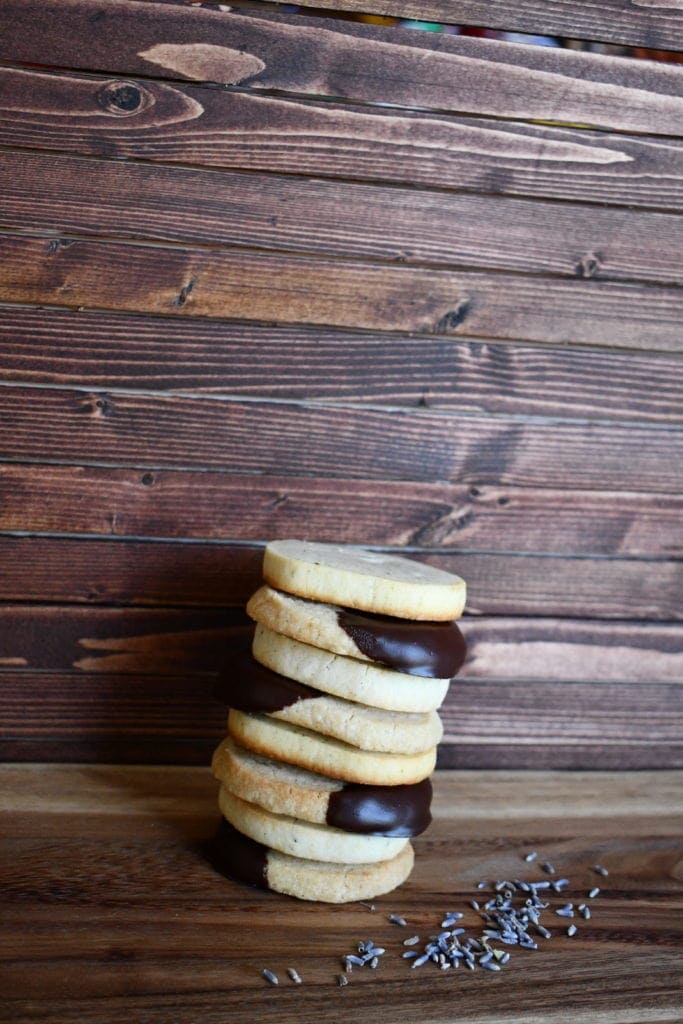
271, 696, 442, 755
212, 736, 433, 836
216, 652, 443, 753
218, 786, 408, 864
207, 820, 415, 902
248, 585, 467, 679
252, 622, 450, 713
263, 540, 466, 621
229, 710, 437, 785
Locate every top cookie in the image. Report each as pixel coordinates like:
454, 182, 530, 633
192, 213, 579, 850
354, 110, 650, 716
263, 540, 466, 621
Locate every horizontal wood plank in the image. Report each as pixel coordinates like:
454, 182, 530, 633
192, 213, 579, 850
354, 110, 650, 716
268, 0, 683, 51
0, 539, 680, 619
1, 307, 682, 424
2, 1, 683, 133
2, 387, 682, 494
2, 150, 682, 286
1, 670, 680, 769
2, 605, 681, 682
4, 735, 682, 769
1, 769, 681, 1024
428, 552, 683, 620
2, 234, 682, 350
2, 67, 682, 210
2, 463, 681, 558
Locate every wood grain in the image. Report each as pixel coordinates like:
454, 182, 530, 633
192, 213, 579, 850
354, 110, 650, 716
1, 306, 682, 424
1, 669, 680, 769
249, 0, 683, 51
1, 537, 681, 620
2, 387, 682, 494
2, 150, 682, 286
0, 766, 681, 1024
2, 67, 682, 210
2, 462, 681, 557
2, 234, 683, 350
3, 605, 681, 682
3, 1, 683, 133
1, 0, 682, 784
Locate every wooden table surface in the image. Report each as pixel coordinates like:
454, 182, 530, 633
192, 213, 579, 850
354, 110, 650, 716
1, 765, 681, 1023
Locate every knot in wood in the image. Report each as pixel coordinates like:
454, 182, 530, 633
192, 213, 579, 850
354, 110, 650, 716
97, 81, 143, 115
436, 298, 471, 334
575, 252, 603, 279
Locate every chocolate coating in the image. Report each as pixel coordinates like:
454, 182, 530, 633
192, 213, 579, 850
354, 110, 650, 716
338, 609, 467, 678
214, 650, 323, 711
205, 820, 269, 889
327, 778, 432, 837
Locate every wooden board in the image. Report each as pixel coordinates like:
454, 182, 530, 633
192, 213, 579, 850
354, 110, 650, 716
2, 462, 681, 557
4, 150, 682, 285
2, 67, 682, 211
0, 305, 680, 422
3, 233, 682, 349
253, 0, 683, 51
3, 1, 683, 133
2, 306, 681, 424
0, 0, 681, 775
0, 765, 681, 1023
2, 669, 680, 769
1, 539, 680, 619
3, 387, 682, 494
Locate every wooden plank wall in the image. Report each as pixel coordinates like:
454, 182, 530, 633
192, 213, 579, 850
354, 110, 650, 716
0, 0, 681, 769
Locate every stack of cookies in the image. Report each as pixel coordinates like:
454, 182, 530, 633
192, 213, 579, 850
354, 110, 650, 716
208, 540, 466, 903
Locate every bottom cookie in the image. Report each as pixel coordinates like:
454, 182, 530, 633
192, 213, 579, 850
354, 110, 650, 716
207, 819, 415, 903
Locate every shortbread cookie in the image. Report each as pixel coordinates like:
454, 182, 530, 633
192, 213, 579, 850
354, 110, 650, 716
218, 786, 408, 863
248, 585, 467, 679
212, 736, 433, 836
263, 540, 466, 620
252, 623, 450, 712
216, 654, 442, 753
207, 820, 414, 902
229, 710, 436, 785
272, 697, 441, 754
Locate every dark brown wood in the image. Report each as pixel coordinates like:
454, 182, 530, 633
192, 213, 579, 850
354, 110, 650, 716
2, 67, 682, 211
0, 605, 247, 674
2, 605, 680, 681
430, 551, 683, 620
0, 539, 680, 619
2, 306, 682, 423
2, 387, 681, 494
0, 1, 681, 780
0, 538, 263, 608
1, 670, 680, 770
4, 735, 683, 769
2, 462, 681, 557
3, 150, 682, 286
440, 679, 683, 758
0, 769, 681, 1024
3, 1, 683, 132
436, 743, 683, 771
248, 0, 683, 51
0, 671, 224, 740
2, 234, 682, 350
